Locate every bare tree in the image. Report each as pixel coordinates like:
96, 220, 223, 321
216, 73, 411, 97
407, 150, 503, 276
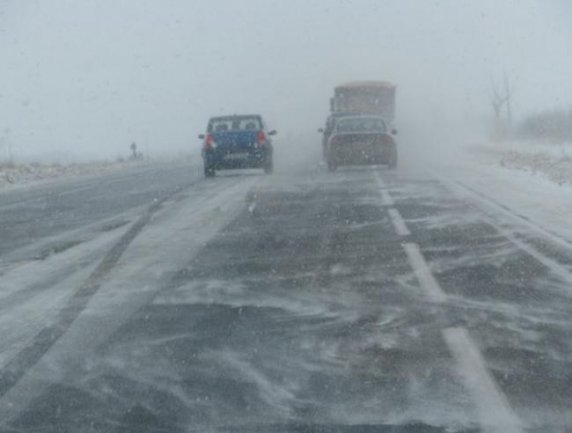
490, 73, 514, 140
490, 81, 505, 120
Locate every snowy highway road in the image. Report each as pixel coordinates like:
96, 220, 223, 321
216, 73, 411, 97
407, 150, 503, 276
0, 163, 571, 433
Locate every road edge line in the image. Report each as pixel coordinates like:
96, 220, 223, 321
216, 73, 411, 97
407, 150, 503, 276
433, 170, 572, 255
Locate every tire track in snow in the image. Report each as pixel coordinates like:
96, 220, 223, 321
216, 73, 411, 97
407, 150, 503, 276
0, 179, 229, 399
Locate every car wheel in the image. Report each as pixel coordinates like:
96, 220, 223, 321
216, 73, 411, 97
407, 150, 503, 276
264, 157, 273, 174
327, 158, 337, 172
204, 164, 215, 177
262, 155, 274, 174
388, 151, 398, 169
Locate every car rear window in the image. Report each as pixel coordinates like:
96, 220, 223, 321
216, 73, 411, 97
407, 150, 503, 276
208, 117, 262, 132
336, 117, 387, 133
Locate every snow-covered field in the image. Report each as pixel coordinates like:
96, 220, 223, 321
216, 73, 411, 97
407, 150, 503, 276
466, 140, 572, 185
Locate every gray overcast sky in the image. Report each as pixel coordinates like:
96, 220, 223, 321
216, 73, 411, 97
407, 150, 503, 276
1, 0, 571, 161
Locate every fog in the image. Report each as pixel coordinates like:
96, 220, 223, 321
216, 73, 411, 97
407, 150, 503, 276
1, 0, 571, 163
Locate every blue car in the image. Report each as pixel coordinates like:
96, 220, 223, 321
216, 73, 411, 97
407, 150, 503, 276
198, 115, 276, 177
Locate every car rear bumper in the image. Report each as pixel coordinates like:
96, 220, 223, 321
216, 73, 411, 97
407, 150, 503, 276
329, 142, 396, 165
203, 149, 270, 169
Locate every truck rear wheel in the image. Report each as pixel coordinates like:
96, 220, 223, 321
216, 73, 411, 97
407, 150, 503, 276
327, 158, 337, 172
387, 150, 398, 169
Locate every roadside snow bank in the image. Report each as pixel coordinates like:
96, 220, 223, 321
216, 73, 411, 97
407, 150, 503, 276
466, 140, 572, 185
437, 140, 572, 243
0, 160, 154, 190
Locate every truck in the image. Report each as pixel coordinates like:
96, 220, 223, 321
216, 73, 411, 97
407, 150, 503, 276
330, 81, 396, 122
321, 81, 398, 170
321, 81, 397, 157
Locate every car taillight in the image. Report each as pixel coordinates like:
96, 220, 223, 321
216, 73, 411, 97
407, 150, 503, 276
204, 134, 215, 149
257, 130, 267, 146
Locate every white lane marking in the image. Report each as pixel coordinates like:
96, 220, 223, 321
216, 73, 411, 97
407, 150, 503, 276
373, 170, 386, 187
443, 328, 523, 433
402, 242, 447, 303
388, 208, 411, 236
403, 240, 523, 432
373, 171, 396, 206
373, 171, 523, 432
403, 239, 523, 431
381, 189, 394, 206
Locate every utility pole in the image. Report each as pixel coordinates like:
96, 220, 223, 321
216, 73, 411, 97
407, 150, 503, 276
1, 128, 13, 164
503, 72, 513, 128
130, 141, 137, 159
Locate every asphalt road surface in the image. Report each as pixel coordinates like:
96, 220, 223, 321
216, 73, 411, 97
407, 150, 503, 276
0, 162, 571, 433
0, 162, 197, 262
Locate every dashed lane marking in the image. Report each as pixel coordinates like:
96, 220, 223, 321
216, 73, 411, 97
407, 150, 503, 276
372, 171, 396, 206
381, 189, 395, 206
375, 170, 524, 433
443, 328, 523, 433
402, 242, 447, 303
388, 208, 411, 236
373, 170, 386, 187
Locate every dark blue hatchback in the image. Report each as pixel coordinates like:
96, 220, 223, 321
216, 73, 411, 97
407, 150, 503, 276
199, 115, 276, 177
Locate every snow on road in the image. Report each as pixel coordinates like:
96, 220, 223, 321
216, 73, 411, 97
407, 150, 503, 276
376, 169, 522, 433
1, 146, 572, 432
0, 173, 259, 421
